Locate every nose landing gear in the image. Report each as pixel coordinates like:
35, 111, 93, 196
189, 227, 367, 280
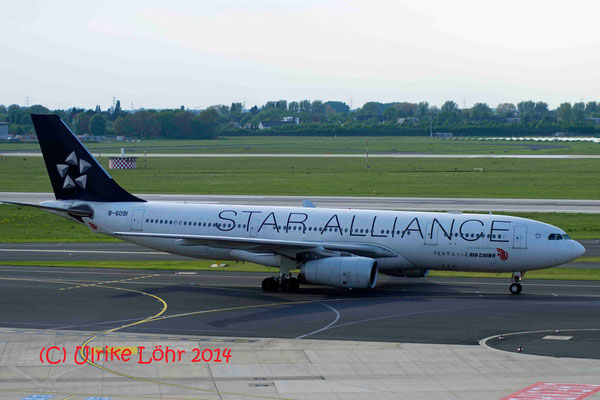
509, 272, 524, 295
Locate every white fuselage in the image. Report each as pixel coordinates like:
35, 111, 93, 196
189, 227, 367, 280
44, 200, 583, 274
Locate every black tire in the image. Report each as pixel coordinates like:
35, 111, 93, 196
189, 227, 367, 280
281, 278, 300, 292
297, 273, 309, 285
262, 277, 279, 292
510, 283, 522, 295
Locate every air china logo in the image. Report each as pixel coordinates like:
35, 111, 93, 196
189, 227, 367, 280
496, 248, 508, 261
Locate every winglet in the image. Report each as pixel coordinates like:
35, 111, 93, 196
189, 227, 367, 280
302, 199, 316, 208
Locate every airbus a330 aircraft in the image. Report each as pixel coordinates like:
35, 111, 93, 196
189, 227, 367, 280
2, 114, 585, 294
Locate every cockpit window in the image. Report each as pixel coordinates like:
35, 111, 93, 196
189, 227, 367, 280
548, 233, 568, 240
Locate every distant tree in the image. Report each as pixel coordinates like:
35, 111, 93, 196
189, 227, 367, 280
557, 102, 572, 121
89, 114, 107, 136
311, 100, 325, 114
288, 101, 299, 113
585, 101, 598, 115
383, 107, 398, 121
249, 105, 259, 114
112, 100, 122, 120
180, 105, 185, 111
7, 104, 21, 114
517, 101, 535, 115
198, 108, 219, 137
211, 105, 230, 116
437, 101, 461, 124
534, 102, 549, 115
74, 112, 93, 135
27, 104, 50, 114
572, 102, 585, 121
299, 100, 311, 113
275, 100, 287, 110
264, 101, 277, 110
496, 103, 517, 118
230, 102, 243, 114
392, 102, 418, 116
441, 100, 458, 112
470, 102, 492, 120
0, 105, 6, 114
360, 102, 381, 116
324, 101, 350, 114
416, 101, 429, 118
95, 105, 101, 113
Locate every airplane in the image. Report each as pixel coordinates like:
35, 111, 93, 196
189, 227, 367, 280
1, 114, 585, 294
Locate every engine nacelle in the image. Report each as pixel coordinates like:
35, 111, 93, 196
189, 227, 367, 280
301, 256, 379, 289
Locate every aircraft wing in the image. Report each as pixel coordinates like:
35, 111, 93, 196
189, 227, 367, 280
113, 231, 398, 259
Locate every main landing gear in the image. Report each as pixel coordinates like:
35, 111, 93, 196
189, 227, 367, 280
261, 274, 300, 292
509, 272, 524, 295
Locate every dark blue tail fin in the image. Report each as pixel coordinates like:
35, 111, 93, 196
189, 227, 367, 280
31, 114, 145, 203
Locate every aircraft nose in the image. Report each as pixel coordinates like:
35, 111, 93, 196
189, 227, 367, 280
572, 241, 585, 259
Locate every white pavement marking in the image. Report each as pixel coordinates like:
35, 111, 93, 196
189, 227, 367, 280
295, 303, 341, 339
316, 304, 501, 333
479, 328, 600, 354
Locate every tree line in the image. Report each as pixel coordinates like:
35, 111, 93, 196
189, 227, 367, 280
1, 98, 599, 139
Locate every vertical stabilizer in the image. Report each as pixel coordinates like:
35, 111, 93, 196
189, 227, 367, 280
31, 114, 145, 202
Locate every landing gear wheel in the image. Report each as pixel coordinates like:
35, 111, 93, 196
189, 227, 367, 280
509, 283, 522, 295
261, 277, 279, 292
281, 277, 300, 292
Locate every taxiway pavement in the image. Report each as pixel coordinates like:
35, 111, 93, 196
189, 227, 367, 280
2, 192, 599, 213
1, 265, 599, 399
0, 265, 599, 356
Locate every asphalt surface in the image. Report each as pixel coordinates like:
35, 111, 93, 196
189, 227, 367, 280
2, 192, 600, 213
1, 240, 598, 262
0, 265, 599, 360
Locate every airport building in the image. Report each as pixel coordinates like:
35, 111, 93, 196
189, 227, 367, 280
0, 122, 8, 140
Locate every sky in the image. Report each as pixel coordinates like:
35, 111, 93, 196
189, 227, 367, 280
1, 0, 599, 110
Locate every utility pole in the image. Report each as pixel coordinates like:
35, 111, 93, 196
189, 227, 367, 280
429, 115, 433, 138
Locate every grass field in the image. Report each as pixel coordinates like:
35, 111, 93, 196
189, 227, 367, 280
1, 136, 599, 154
0, 260, 597, 281
1, 204, 598, 242
0, 156, 598, 199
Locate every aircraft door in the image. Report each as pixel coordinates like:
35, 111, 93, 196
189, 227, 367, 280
513, 225, 527, 249
424, 223, 439, 245
249, 218, 260, 237
131, 209, 145, 231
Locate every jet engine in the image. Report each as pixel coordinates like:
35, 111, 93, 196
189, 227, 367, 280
300, 256, 379, 289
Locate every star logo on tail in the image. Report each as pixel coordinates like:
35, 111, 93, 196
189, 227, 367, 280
56, 151, 91, 190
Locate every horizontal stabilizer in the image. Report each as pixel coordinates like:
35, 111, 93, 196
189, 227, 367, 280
0, 200, 94, 217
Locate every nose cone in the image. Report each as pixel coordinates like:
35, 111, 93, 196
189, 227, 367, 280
572, 241, 586, 259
